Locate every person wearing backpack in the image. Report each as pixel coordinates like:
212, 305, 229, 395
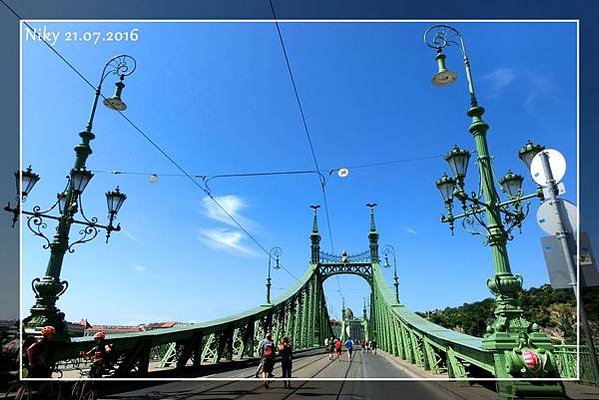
260, 333, 275, 389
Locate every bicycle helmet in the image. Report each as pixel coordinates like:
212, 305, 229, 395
94, 332, 106, 340
40, 326, 55, 336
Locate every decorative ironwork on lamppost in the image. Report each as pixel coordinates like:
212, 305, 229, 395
265, 246, 282, 304
382, 245, 400, 303
4, 54, 136, 336
424, 26, 557, 377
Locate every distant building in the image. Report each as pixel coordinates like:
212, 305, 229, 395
74, 320, 180, 336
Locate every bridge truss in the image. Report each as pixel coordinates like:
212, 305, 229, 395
50, 207, 574, 399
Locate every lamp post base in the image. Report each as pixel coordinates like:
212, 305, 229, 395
495, 381, 566, 400
23, 276, 71, 341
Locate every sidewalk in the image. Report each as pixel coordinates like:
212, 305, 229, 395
378, 349, 599, 400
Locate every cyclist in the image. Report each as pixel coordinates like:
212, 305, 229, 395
18, 326, 55, 400
81, 332, 113, 377
80, 332, 113, 400
26, 326, 55, 378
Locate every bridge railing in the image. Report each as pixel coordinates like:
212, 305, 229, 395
553, 344, 598, 386
53, 265, 332, 377
371, 261, 494, 379
371, 261, 593, 386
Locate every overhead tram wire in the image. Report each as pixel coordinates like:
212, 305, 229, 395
5, 7, 301, 282
268, 0, 343, 299
90, 153, 448, 182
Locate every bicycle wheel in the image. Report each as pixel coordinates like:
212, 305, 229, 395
78, 381, 93, 400
70, 381, 83, 399
47, 381, 62, 400
4, 383, 31, 400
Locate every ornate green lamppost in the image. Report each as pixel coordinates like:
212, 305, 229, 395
424, 26, 561, 384
4, 55, 136, 336
265, 246, 282, 304
382, 245, 400, 303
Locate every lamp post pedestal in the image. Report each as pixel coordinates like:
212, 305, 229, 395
24, 277, 67, 329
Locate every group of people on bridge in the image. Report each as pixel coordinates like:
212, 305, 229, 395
325, 337, 377, 362
11, 326, 114, 400
254, 333, 294, 389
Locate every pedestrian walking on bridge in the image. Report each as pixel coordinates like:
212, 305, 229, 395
278, 337, 293, 389
334, 338, 342, 361
345, 337, 354, 362
260, 334, 275, 389
328, 337, 335, 360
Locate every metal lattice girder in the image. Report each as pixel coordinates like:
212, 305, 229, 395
158, 342, 177, 368
410, 331, 425, 368
300, 288, 309, 348
446, 346, 468, 379
402, 324, 414, 364
393, 319, 404, 359
241, 319, 255, 359
176, 330, 203, 369
292, 297, 302, 349
423, 337, 441, 374
318, 262, 373, 284
201, 333, 219, 364
231, 327, 245, 360
222, 326, 235, 361
284, 302, 295, 342
114, 339, 152, 377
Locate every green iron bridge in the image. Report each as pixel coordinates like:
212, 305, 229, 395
45, 207, 585, 400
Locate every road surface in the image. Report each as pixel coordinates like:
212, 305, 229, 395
103, 347, 467, 399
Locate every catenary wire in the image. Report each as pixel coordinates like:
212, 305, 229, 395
268, 0, 342, 298
3, 4, 300, 281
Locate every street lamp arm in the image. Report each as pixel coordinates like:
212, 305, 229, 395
424, 24, 478, 106
456, 189, 535, 220
86, 55, 136, 133
99, 54, 137, 87
424, 24, 468, 58
497, 192, 538, 207
455, 190, 491, 210
18, 208, 117, 245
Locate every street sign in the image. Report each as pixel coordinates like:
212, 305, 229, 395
536, 199, 577, 236
580, 232, 599, 287
540, 232, 599, 289
541, 235, 574, 289
530, 149, 566, 186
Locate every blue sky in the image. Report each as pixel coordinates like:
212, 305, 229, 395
19, 21, 577, 325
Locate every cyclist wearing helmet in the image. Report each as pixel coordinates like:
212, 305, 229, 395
26, 326, 55, 378
80, 332, 114, 378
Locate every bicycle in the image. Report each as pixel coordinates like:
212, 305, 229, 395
70, 368, 93, 400
4, 367, 63, 400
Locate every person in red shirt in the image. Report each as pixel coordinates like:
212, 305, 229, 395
334, 338, 342, 361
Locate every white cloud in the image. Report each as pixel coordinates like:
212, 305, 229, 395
483, 67, 516, 97
202, 195, 252, 228
124, 231, 139, 243
524, 74, 556, 113
405, 228, 417, 236
197, 228, 259, 256
131, 265, 145, 273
